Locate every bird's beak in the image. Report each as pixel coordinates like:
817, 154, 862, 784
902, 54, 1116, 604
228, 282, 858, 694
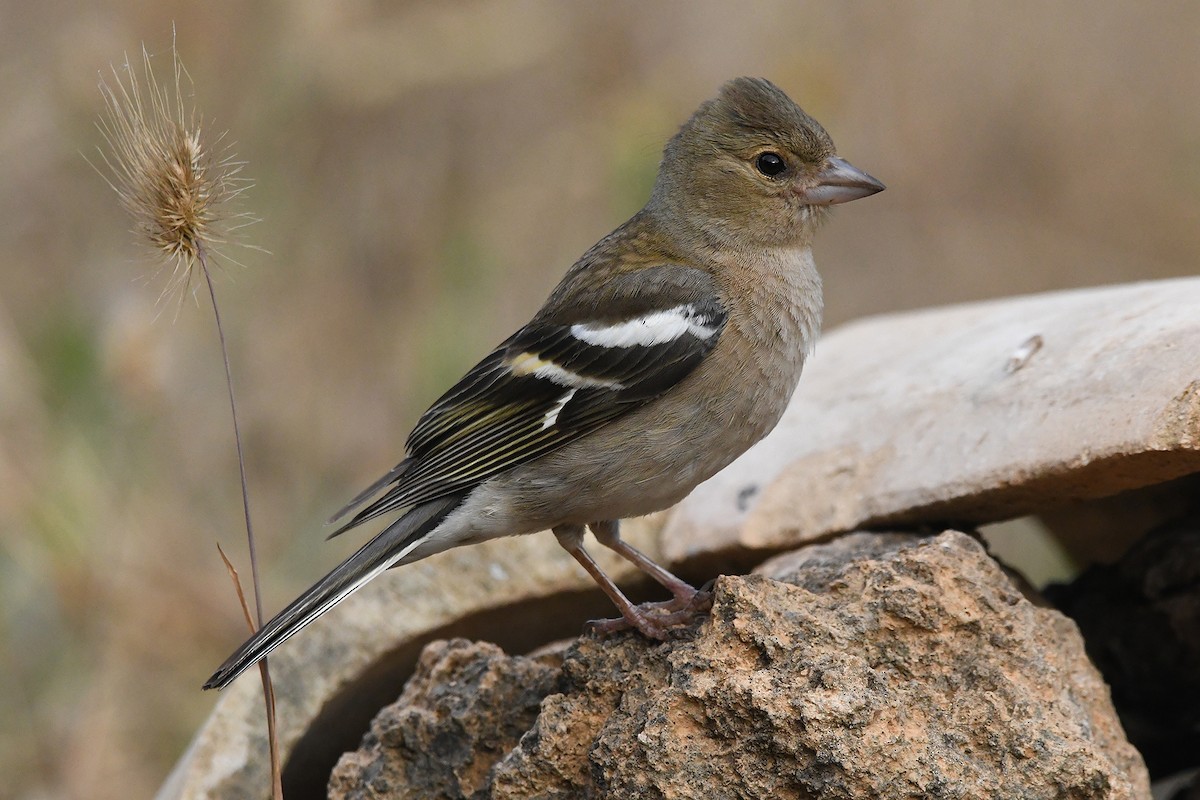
797, 156, 885, 206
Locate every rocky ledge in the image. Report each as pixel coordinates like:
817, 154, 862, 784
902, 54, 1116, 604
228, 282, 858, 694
329, 532, 1149, 800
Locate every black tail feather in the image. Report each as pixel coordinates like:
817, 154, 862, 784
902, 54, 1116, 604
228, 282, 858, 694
204, 494, 461, 690
326, 460, 411, 528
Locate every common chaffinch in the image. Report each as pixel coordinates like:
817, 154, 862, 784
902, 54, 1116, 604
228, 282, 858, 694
205, 77, 883, 690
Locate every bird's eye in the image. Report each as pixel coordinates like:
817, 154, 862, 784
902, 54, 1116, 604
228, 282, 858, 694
755, 152, 786, 177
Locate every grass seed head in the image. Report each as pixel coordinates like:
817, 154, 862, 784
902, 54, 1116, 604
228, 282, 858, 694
94, 40, 254, 304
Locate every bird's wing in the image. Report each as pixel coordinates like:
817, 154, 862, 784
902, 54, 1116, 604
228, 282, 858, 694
330, 263, 726, 535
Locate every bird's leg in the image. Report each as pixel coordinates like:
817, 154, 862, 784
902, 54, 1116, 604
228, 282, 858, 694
553, 524, 670, 640
588, 520, 698, 608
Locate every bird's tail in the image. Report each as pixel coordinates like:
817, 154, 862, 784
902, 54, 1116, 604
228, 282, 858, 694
203, 495, 462, 690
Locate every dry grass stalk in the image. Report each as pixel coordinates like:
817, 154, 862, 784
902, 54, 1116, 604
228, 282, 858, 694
218, 545, 281, 785
92, 34, 282, 799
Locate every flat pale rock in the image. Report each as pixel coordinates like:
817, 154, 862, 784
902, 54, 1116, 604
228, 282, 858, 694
664, 278, 1200, 562
329, 532, 1150, 800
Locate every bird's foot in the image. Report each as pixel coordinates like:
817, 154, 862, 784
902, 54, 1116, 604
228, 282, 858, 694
586, 583, 715, 640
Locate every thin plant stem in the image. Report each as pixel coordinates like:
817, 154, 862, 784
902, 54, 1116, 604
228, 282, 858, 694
198, 243, 282, 799
198, 246, 262, 626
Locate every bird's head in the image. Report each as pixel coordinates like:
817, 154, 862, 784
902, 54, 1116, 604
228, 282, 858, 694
651, 77, 884, 248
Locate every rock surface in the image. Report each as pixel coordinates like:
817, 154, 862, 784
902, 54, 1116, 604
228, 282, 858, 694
329, 532, 1151, 799
665, 278, 1200, 561
328, 640, 563, 799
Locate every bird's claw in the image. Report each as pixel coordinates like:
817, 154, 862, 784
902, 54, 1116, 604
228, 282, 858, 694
585, 587, 715, 640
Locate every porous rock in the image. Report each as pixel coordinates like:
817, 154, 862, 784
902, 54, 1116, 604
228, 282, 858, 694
329, 531, 1151, 799
328, 639, 563, 799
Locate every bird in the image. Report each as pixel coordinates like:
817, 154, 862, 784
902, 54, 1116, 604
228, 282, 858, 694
204, 77, 883, 690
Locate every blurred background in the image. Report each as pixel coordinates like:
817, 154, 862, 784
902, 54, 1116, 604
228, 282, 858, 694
1, 1, 1197, 796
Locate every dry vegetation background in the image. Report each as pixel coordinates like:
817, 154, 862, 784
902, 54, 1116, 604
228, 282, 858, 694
1, 1, 1198, 797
